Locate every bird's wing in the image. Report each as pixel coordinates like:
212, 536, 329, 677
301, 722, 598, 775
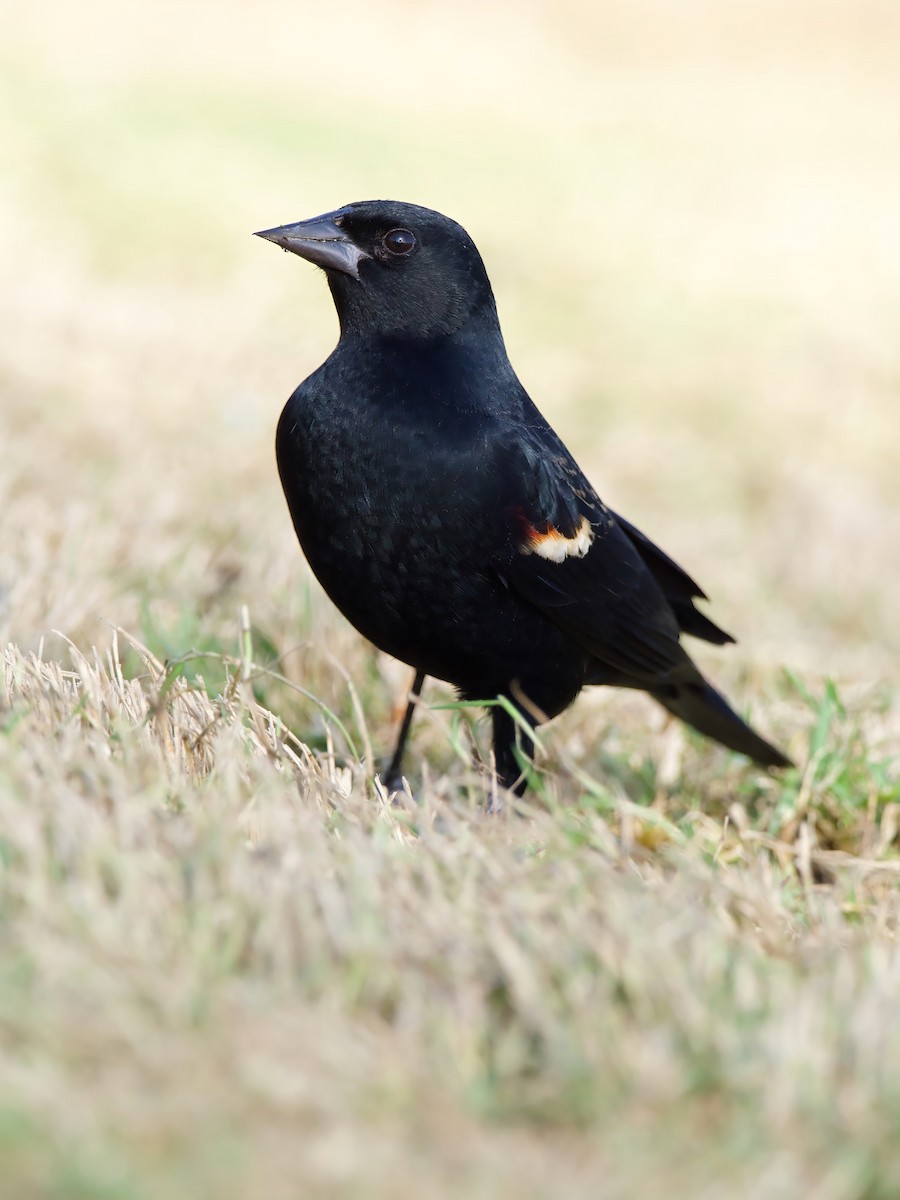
610, 511, 735, 646
495, 434, 705, 683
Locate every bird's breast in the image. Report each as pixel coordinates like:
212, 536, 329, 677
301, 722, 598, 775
277, 380, 502, 615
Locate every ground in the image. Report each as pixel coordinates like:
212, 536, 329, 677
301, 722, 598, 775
1, 2, 899, 1196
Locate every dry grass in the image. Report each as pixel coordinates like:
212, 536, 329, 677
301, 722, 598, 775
2, 1, 900, 1196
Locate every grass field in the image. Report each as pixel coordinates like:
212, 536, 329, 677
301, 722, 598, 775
2, 1, 900, 1196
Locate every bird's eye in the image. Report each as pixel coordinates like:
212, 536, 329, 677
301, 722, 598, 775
383, 228, 417, 256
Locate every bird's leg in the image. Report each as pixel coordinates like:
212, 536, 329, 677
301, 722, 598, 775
491, 702, 538, 799
384, 669, 426, 790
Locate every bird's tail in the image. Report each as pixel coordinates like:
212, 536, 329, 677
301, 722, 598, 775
651, 678, 791, 768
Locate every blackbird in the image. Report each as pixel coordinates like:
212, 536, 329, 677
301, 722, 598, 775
256, 200, 790, 794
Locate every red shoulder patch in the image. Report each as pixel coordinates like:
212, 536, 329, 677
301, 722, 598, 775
517, 514, 594, 563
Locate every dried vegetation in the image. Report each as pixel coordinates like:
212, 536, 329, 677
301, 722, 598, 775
1, 2, 899, 1196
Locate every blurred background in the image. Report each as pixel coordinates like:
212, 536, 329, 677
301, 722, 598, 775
2, 0, 899, 709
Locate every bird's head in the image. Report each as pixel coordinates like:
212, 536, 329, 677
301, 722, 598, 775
255, 200, 498, 342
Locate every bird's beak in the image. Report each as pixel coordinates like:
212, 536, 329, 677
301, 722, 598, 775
253, 209, 368, 280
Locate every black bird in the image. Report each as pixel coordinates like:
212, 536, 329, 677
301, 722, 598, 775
256, 200, 790, 794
